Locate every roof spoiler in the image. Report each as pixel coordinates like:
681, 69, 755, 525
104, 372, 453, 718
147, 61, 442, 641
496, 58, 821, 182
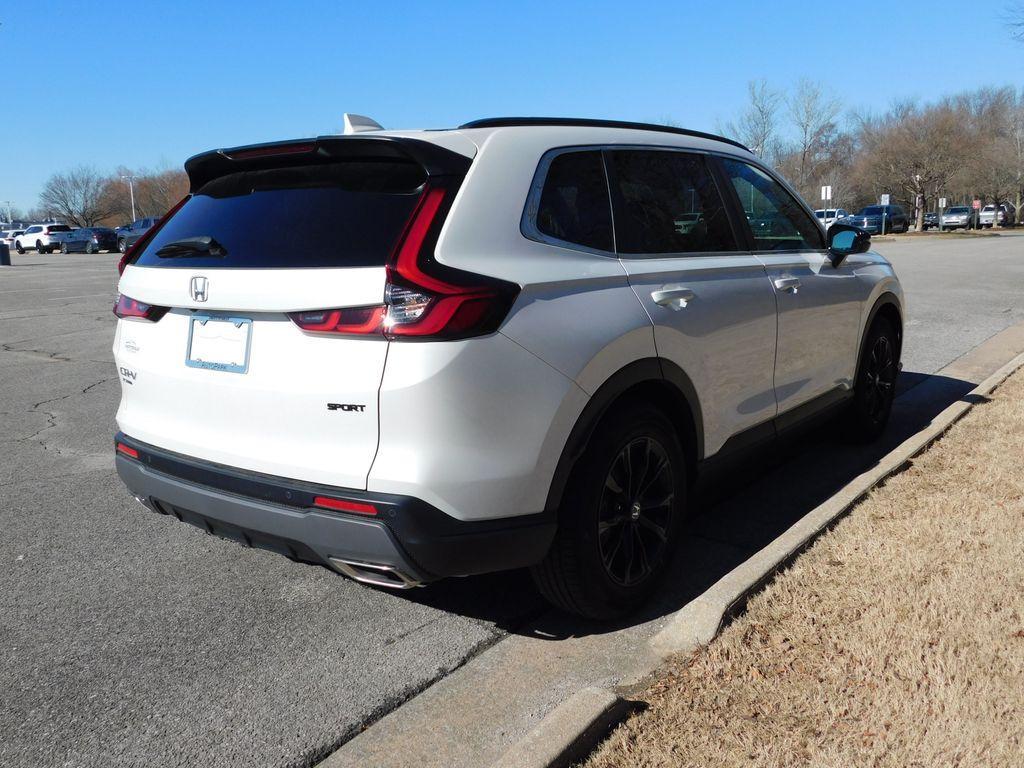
184, 136, 472, 193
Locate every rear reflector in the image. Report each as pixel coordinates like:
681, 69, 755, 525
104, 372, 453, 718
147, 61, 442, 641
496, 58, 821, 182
312, 496, 379, 516
116, 442, 139, 459
113, 293, 169, 322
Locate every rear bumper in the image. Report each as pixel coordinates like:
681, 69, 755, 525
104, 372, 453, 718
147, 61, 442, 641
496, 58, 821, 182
114, 433, 556, 585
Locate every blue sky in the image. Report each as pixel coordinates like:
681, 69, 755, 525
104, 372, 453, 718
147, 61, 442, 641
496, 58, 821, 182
2, 0, 1021, 213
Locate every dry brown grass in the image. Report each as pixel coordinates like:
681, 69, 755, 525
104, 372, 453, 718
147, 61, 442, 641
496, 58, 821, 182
585, 370, 1024, 768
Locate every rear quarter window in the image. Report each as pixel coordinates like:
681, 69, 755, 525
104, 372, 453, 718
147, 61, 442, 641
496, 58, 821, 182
532, 150, 613, 253
133, 161, 427, 269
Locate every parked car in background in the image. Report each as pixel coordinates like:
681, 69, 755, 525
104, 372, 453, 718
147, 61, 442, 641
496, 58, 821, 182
112, 117, 905, 618
842, 205, 909, 234
940, 206, 973, 229
13, 224, 73, 253
814, 208, 849, 228
1, 229, 25, 247
117, 217, 160, 253
979, 204, 1016, 228
59, 227, 119, 253
921, 212, 938, 230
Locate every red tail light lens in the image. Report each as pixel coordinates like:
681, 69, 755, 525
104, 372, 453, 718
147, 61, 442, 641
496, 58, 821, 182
287, 306, 384, 335
312, 496, 378, 516
287, 181, 518, 341
113, 293, 169, 322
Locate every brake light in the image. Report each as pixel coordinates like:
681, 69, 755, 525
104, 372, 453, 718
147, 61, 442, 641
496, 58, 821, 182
226, 142, 315, 160
287, 182, 518, 340
117, 196, 189, 275
312, 496, 378, 516
113, 293, 169, 322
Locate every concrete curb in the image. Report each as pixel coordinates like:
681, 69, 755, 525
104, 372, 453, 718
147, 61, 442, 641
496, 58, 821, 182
493, 349, 1024, 768
489, 688, 634, 768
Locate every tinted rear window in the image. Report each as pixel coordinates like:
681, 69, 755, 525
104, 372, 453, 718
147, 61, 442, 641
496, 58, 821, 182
49, 225, 72, 232
134, 161, 426, 269
609, 150, 737, 255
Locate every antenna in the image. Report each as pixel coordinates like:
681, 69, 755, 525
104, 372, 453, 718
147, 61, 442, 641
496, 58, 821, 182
342, 114, 384, 135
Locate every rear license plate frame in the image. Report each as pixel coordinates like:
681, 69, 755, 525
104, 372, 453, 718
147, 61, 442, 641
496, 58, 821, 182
185, 315, 252, 374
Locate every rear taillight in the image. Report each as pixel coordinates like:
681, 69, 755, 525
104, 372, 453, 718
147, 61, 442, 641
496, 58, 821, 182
117, 196, 189, 275
288, 182, 518, 340
113, 293, 169, 322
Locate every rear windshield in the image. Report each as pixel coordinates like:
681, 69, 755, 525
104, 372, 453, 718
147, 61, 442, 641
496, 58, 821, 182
859, 206, 882, 215
49, 225, 72, 232
133, 161, 427, 269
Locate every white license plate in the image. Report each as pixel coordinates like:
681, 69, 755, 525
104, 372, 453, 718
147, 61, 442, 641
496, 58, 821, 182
185, 315, 252, 373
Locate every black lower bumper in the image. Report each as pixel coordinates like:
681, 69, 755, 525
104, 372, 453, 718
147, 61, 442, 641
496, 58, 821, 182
114, 434, 556, 584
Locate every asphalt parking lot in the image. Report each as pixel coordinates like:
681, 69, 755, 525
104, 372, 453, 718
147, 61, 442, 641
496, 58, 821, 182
2, 232, 1024, 768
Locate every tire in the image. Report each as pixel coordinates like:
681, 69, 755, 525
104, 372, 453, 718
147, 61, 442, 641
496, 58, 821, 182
85, 242, 95, 254
118, 238, 126, 253
36, 240, 45, 254
60, 243, 68, 254
531, 403, 688, 619
845, 316, 899, 443
15, 241, 25, 254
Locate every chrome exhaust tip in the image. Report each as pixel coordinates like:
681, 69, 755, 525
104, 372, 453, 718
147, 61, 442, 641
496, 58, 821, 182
328, 557, 423, 590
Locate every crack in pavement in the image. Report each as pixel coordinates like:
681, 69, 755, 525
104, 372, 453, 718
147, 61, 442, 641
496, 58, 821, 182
14, 376, 115, 454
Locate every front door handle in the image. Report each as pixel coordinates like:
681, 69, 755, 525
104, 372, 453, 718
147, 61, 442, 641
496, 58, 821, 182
773, 277, 801, 293
651, 285, 695, 310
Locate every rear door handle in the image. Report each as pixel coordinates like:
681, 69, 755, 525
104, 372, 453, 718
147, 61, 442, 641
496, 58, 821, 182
773, 277, 801, 293
651, 285, 695, 309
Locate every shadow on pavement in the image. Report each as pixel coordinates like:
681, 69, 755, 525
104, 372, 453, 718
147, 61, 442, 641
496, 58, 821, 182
400, 369, 979, 638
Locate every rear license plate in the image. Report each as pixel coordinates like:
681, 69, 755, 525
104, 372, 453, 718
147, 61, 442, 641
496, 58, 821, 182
186, 315, 252, 373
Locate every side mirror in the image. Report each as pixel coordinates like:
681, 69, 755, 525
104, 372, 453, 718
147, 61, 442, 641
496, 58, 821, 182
827, 223, 870, 267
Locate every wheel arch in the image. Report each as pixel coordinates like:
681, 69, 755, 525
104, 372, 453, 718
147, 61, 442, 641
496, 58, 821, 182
543, 358, 703, 515
857, 291, 903, 374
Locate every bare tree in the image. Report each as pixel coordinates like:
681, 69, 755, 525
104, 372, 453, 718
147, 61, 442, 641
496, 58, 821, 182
99, 166, 188, 225
38, 166, 115, 227
784, 79, 841, 194
851, 102, 969, 229
721, 79, 782, 160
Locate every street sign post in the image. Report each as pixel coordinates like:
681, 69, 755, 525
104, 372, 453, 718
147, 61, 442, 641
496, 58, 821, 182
880, 194, 890, 234
939, 197, 947, 232
973, 199, 982, 230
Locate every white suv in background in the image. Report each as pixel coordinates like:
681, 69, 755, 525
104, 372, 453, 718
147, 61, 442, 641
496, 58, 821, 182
112, 118, 904, 618
14, 223, 73, 253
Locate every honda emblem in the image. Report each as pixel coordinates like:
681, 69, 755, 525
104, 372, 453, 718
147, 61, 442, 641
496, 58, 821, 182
190, 276, 209, 303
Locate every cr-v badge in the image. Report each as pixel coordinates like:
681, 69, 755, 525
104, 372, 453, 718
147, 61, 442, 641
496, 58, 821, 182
190, 276, 209, 302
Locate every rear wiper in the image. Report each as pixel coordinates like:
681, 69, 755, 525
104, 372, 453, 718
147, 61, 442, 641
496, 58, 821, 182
155, 236, 228, 258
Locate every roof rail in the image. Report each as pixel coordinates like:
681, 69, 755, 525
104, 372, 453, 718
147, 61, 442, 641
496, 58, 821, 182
458, 117, 750, 152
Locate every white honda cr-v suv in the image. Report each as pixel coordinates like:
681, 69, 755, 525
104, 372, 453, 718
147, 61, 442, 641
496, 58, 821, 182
113, 117, 903, 618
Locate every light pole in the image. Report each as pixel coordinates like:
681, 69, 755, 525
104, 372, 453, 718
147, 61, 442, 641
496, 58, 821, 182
121, 175, 137, 222
2, 200, 12, 225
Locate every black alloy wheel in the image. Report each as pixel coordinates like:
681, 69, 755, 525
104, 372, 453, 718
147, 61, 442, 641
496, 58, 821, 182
597, 436, 675, 587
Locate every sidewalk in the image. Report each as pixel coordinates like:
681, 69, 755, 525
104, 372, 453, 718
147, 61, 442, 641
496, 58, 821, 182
584, 369, 1024, 767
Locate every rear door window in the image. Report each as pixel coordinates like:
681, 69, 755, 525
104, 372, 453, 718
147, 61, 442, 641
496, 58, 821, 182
607, 150, 737, 255
133, 161, 427, 269
534, 150, 614, 252
720, 159, 824, 251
